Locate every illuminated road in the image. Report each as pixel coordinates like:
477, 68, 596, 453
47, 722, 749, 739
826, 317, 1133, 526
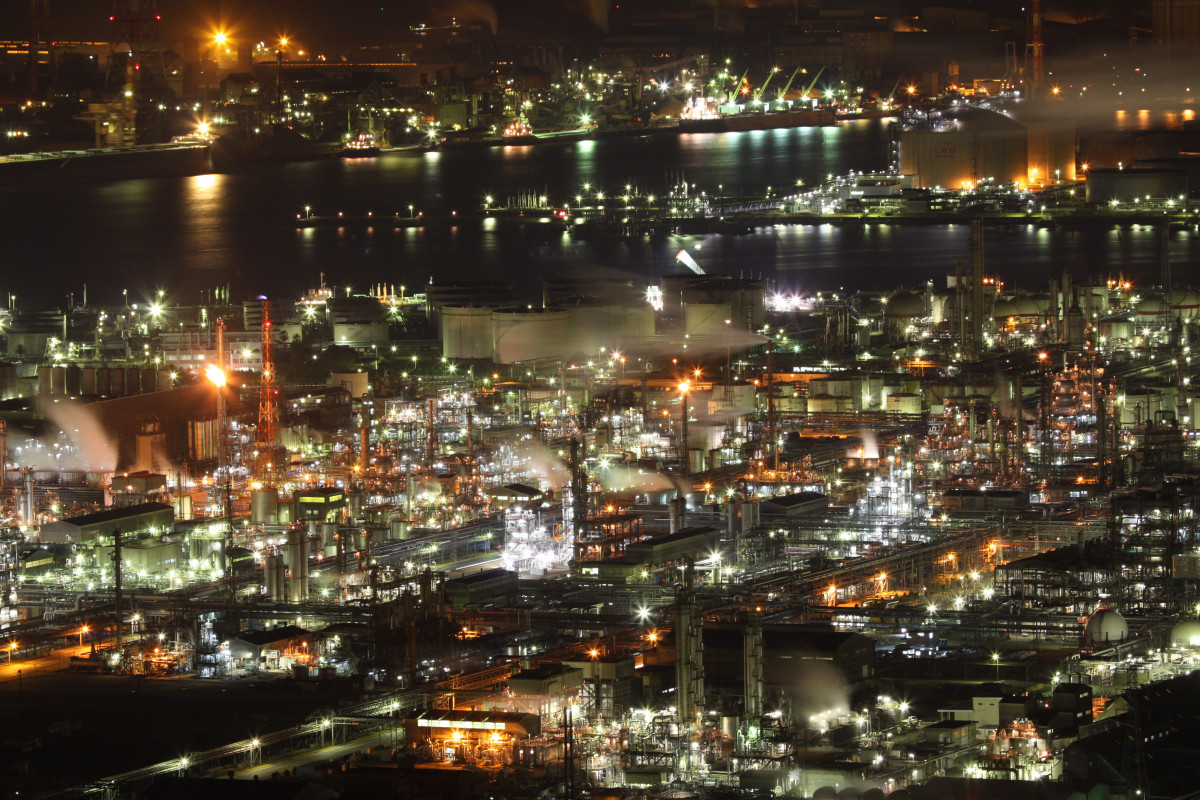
234, 727, 402, 780
0, 641, 100, 684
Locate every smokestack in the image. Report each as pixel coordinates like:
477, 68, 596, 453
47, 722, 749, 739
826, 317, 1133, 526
669, 496, 687, 534
359, 425, 369, 472
113, 527, 122, 669
970, 219, 984, 358
288, 525, 310, 601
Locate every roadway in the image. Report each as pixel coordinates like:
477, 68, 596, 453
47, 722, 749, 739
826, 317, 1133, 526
233, 726, 403, 780
0, 640, 101, 684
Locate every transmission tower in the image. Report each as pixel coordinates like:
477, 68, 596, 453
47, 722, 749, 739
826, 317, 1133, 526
1025, 0, 1046, 95
256, 299, 280, 481
105, 0, 169, 144
29, 0, 54, 100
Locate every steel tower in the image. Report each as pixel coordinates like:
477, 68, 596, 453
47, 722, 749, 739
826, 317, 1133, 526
256, 299, 280, 481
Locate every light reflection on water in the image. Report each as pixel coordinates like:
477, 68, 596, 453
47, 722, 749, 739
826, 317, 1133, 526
0, 117, 1196, 304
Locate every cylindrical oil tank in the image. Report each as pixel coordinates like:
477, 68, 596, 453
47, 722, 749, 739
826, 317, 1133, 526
287, 525, 309, 601
109, 367, 126, 396
278, 502, 292, 524
157, 370, 173, 391
899, 118, 1028, 189
36, 366, 51, 396
322, 522, 339, 557
491, 308, 570, 364
263, 554, 286, 599
348, 489, 364, 519
683, 303, 733, 336
177, 493, 193, 520
50, 366, 65, 396
142, 367, 157, 394
389, 518, 411, 540
567, 304, 623, 355
65, 365, 81, 396
1085, 167, 1187, 203
80, 367, 97, 396
808, 393, 852, 413
623, 304, 655, 337
812, 378, 854, 397
441, 306, 495, 360
125, 367, 142, 394
251, 489, 279, 525
95, 366, 111, 397
887, 392, 923, 414
707, 383, 756, 416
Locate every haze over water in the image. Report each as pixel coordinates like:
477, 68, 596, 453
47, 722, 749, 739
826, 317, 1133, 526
4, 118, 1195, 307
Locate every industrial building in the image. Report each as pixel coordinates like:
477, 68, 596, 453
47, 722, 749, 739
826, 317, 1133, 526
897, 105, 1075, 190
38, 502, 174, 544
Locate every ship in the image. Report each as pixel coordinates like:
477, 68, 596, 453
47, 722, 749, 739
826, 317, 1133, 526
678, 107, 836, 133
532, 122, 598, 143
501, 120, 536, 146
343, 131, 381, 158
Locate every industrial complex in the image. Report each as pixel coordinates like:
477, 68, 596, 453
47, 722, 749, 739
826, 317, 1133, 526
0, 216, 1198, 800
6, 0, 1200, 799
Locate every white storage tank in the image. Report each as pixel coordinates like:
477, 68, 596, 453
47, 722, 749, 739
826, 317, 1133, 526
567, 304, 624, 355
707, 383, 757, 417
683, 303, 733, 335
251, 489, 280, 524
811, 378, 854, 397
1084, 608, 1128, 643
808, 393, 852, 413
442, 306, 495, 360
492, 309, 570, 364
623, 304, 655, 337
887, 392, 923, 415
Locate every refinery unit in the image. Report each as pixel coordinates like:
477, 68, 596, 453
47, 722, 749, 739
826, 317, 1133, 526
0, 230, 1199, 799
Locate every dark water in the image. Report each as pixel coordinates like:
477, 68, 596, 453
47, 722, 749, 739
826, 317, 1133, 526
1, 119, 1193, 307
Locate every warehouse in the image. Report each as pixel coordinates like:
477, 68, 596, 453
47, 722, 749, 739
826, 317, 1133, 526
38, 501, 175, 545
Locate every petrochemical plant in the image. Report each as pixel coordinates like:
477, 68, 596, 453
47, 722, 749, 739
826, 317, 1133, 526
1, 233, 1200, 800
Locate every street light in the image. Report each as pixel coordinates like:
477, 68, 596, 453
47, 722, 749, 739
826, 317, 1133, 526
7, 641, 15, 663
79, 625, 89, 648
992, 652, 1000, 680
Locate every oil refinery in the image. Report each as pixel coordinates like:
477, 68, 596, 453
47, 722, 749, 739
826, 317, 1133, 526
0, 227, 1198, 800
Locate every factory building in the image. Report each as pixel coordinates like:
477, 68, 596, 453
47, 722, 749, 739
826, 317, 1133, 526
701, 623, 875, 707
38, 501, 174, 544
